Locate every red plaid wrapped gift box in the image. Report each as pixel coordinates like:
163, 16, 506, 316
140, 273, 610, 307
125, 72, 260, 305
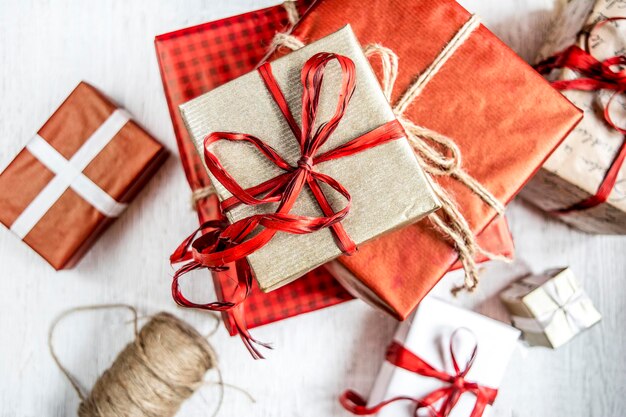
155, 1, 353, 336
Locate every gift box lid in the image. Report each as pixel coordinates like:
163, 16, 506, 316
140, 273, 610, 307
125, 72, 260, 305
180, 26, 440, 292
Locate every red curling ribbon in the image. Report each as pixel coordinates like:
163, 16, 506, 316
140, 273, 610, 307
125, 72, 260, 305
340, 329, 498, 417
171, 52, 407, 358
535, 17, 626, 213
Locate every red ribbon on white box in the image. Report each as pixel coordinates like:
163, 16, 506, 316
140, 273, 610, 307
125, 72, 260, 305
10, 109, 130, 239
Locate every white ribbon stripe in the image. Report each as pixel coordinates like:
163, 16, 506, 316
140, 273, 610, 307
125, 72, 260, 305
10, 109, 130, 239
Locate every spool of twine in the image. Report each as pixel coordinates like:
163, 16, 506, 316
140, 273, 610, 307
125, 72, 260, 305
49, 305, 223, 417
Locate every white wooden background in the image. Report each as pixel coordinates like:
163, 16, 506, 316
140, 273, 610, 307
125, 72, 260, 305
0, 1, 624, 416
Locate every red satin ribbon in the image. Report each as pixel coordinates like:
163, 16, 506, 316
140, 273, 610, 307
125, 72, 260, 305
535, 17, 626, 213
170, 52, 406, 358
340, 330, 497, 417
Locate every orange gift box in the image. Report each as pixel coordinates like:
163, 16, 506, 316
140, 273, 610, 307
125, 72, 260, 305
0, 82, 167, 269
451, 216, 514, 269
270, 0, 581, 319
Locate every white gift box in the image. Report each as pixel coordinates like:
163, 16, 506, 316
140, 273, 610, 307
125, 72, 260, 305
366, 297, 520, 417
500, 267, 602, 349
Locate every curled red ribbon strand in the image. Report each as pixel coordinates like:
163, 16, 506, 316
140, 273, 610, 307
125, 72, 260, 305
340, 329, 497, 417
535, 17, 626, 213
170, 52, 406, 358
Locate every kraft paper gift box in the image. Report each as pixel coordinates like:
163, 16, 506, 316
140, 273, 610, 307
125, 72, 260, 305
156, 1, 517, 336
353, 297, 520, 417
268, 0, 583, 319
0, 82, 167, 270
155, 1, 355, 337
179, 26, 441, 292
500, 267, 602, 349
522, 0, 626, 234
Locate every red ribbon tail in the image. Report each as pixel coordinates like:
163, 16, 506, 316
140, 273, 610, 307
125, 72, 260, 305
339, 390, 377, 415
340, 390, 423, 416
232, 306, 272, 360
554, 137, 626, 214
170, 220, 227, 264
171, 262, 237, 311
171, 258, 269, 359
469, 389, 498, 417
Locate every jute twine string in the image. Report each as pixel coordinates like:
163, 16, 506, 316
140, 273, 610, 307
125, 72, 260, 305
272, 15, 510, 293
282, 0, 301, 26
271, 31, 306, 52
191, 184, 216, 209
190, 1, 303, 210
49, 304, 237, 417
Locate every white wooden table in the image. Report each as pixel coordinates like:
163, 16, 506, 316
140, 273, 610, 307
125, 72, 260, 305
0, 1, 624, 416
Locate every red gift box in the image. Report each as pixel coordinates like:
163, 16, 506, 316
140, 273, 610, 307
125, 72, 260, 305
0, 82, 167, 269
267, 0, 581, 319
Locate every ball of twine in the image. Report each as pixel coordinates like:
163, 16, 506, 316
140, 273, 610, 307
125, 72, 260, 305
49, 305, 221, 417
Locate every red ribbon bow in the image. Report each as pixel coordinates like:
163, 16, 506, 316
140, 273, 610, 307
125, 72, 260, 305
170, 52, 406, 357
535, 17, 626, 213
340, 329, 497, 417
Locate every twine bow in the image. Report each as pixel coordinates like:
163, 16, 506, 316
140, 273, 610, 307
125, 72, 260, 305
340, 329, 497, 417
535, 16, 626, 213
362, 40, 506, 294
171, 52, 407, 358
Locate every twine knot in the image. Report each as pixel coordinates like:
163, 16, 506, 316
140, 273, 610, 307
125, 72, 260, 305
191, 184, 216, 209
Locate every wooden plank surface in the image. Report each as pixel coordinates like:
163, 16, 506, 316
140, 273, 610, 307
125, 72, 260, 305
0, 1, 624, 416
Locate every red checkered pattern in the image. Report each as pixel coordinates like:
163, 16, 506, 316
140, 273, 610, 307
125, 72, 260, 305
155, 1, 353, 336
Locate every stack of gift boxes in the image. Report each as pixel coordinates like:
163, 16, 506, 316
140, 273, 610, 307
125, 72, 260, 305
1, 0, 620, 415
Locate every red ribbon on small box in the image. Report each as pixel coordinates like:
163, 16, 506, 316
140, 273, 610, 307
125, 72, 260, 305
535, 17, 626, 213
340, 329, 498, 417
170, 52, 406, 357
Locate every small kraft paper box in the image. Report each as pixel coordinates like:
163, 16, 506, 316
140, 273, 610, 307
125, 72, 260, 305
343, 297, 520, 417
155, 1, 352, 337
179, 26, 440, 292
268, 0, 583, 319
522, 0, 626, 234
500, 267, 602, 349
0, 82, 167, 270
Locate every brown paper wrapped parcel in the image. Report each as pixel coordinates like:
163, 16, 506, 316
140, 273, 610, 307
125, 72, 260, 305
179, 26, 440, 292
500, 267, 601, 349
523, 0, 626, 234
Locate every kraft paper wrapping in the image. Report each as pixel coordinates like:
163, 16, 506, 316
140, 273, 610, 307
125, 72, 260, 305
180, 26, 440, 292
500, 268, 601, 349
268, 0, 582, 319
523, 0, 626, 234
0, 82, 167, 270
368, 297, 520, 417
